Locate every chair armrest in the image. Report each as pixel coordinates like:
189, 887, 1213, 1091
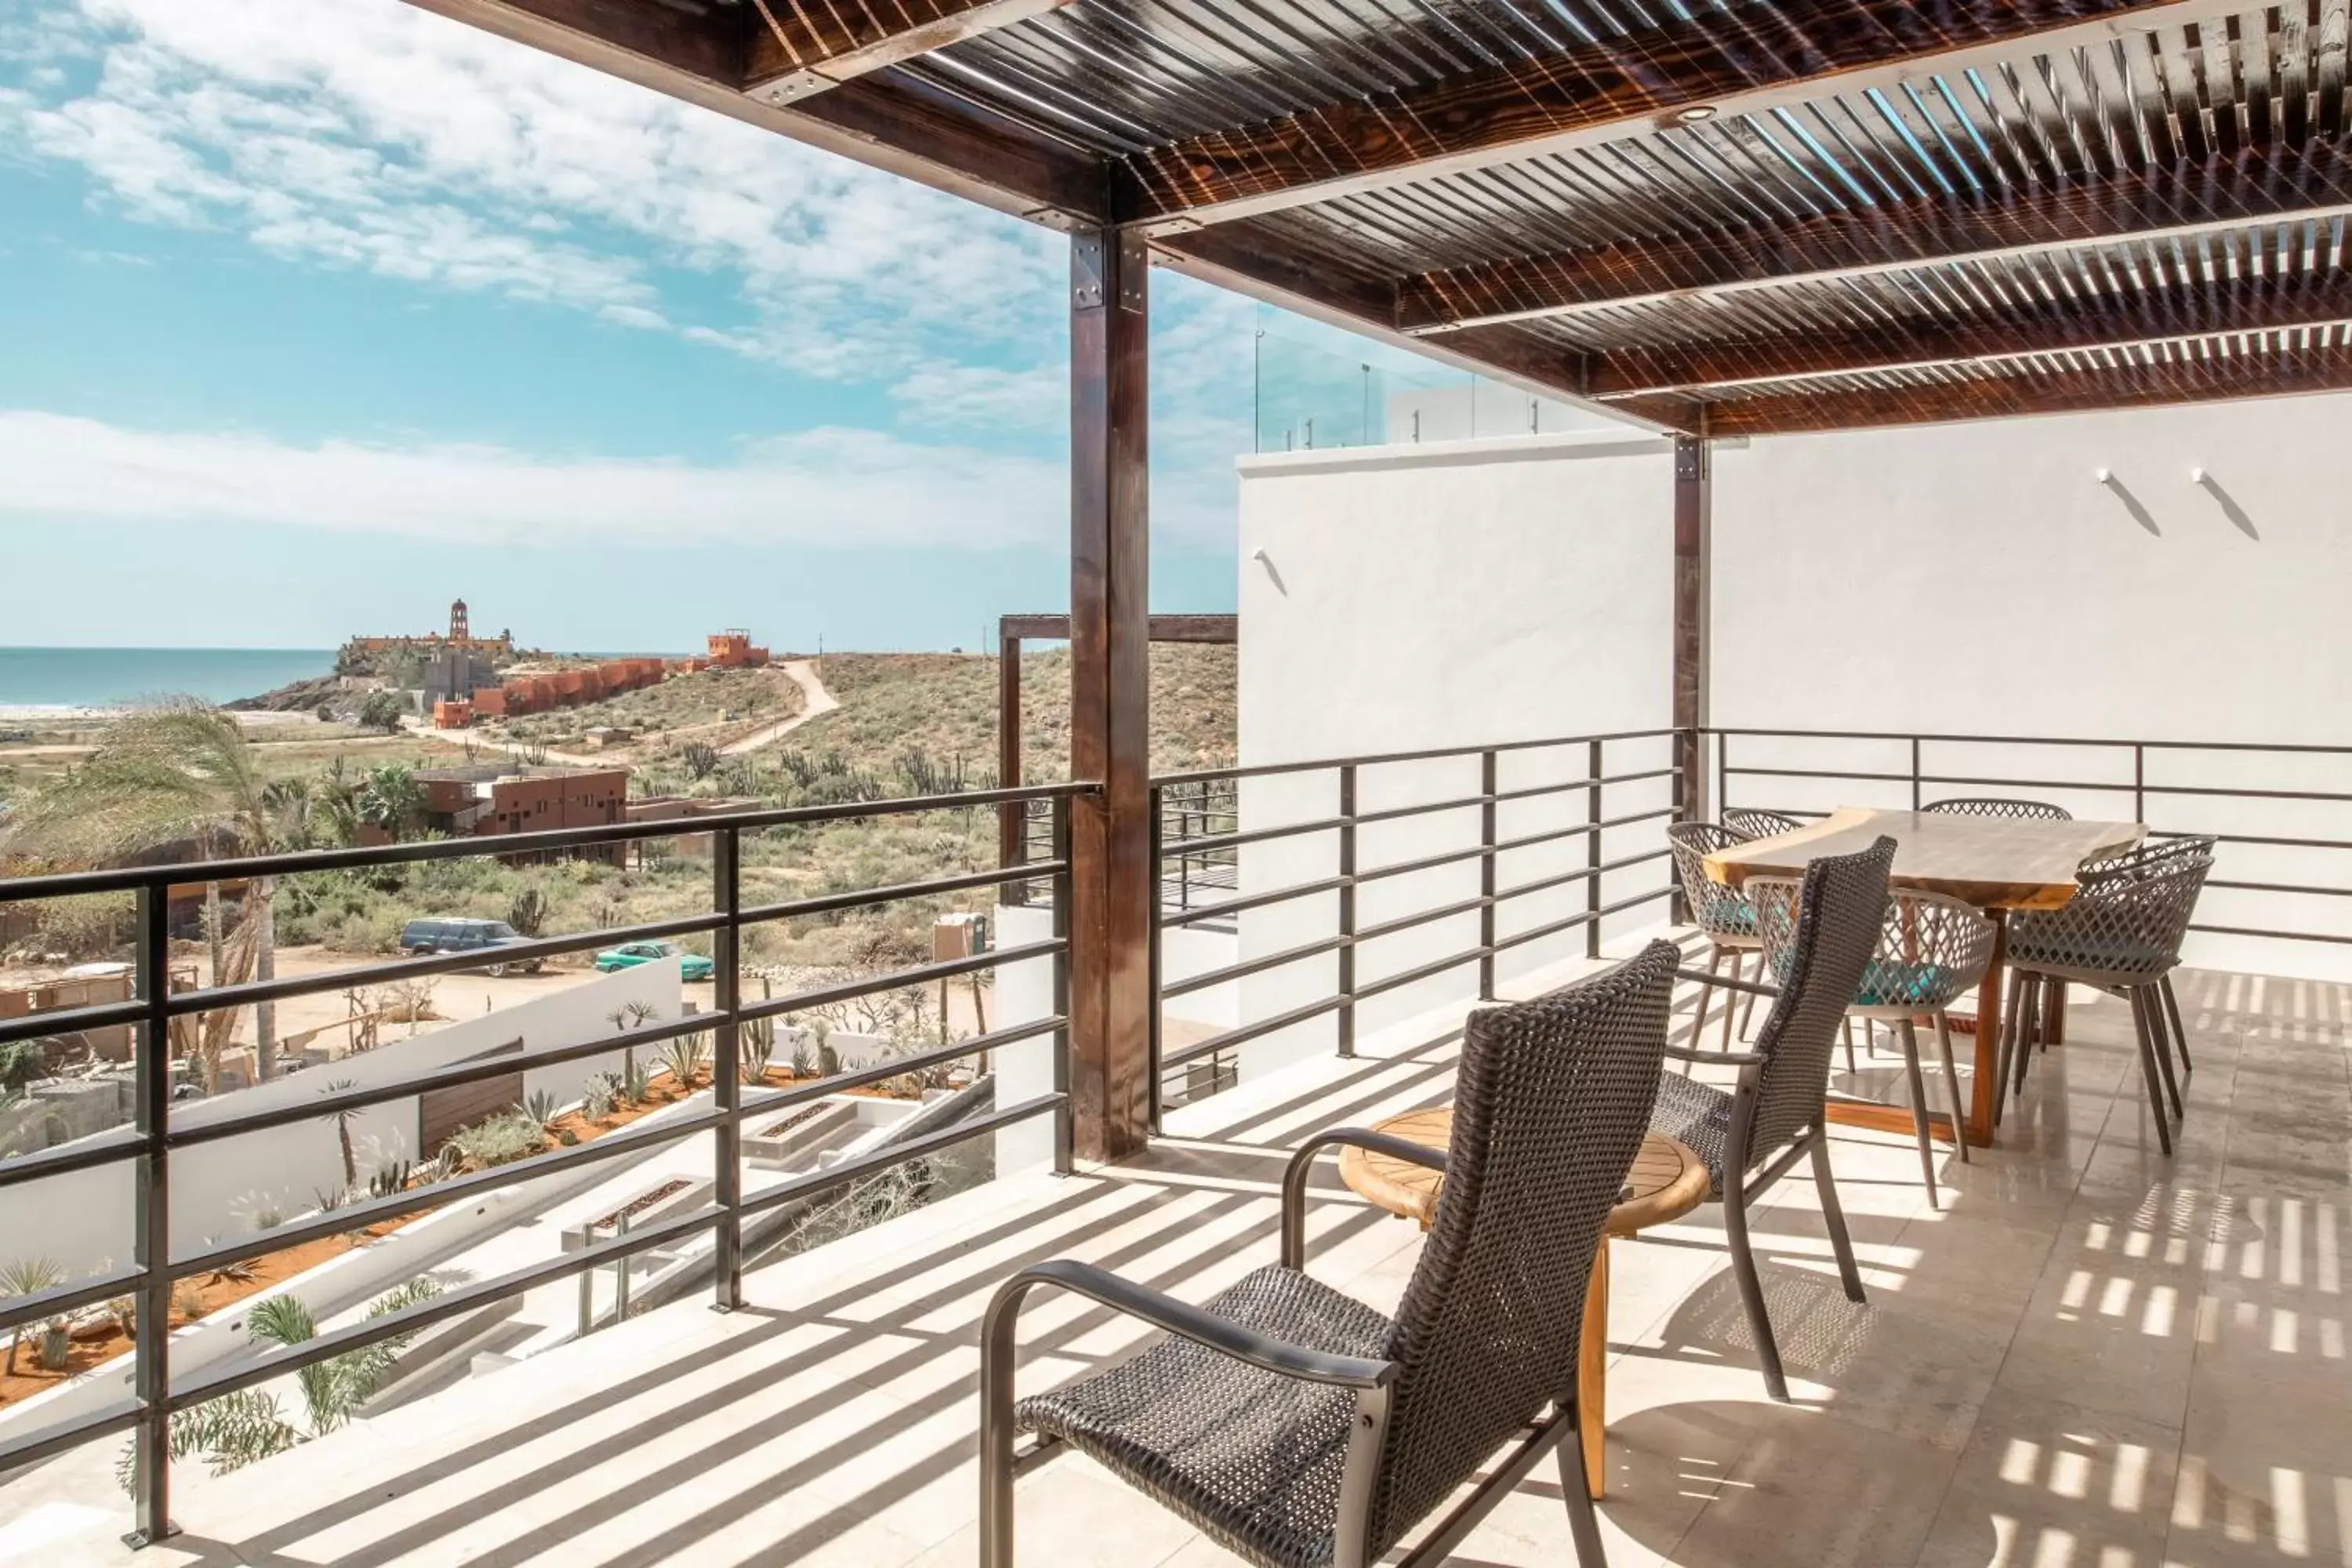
984, 1259, 1399, 1392
1675, 965, 1779, 1000
1662, 1042, 1767, 1066
1282, 1126, 1446, 1269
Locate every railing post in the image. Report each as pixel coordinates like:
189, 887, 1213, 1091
1337, 764, 1358, 1058
1051, 796, 1076, 1171
130, 884, 174, 1547
1479, 750, 1498, 1001
2133, 742, 2146, 825
1911, 735, 1922, 811
1586, 740, 1603, 960
1147, 787, 1166, 1131
710, 826, 742, 1311
998, 632, 1026, 904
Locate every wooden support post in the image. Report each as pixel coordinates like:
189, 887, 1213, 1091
1067, 227, 1152, 1164
1671, 436, 1711, 926
997, 629, 1025, 898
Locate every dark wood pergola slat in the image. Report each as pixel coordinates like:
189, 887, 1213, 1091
1401, 141, 2352, 335
743, 0, 1071, 102
1118, 0, 2245, 232
1589, 270, 2352, 397
1699, 337, 2352, 434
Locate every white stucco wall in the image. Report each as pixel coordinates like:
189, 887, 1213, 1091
1229, 393, 2352, 994
1230, 431, 1682, 1077
2, 964, 672, 1279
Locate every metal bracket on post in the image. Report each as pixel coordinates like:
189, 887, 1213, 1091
1116, 228, 1148, 314
1072, 233, 1107, 310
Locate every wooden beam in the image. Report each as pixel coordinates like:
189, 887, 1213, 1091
1065, 227, 1153, 1164
1702, 340, 2352, 435
1401, 142, 2352, 334
1121, 0, 2252, 232
404, 0, 1107, 226
999, 614, 1237, 642
997, 632, 1025, 878
1671, 437, 1710, 887
1592, 271, 2352, 397
744, 0, 1071, 103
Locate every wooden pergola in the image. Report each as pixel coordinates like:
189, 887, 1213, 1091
412, 0, 2349, 1160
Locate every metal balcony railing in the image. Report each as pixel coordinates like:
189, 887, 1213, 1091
1149, 730, 1684, 1119
0, 782, 1090, 1543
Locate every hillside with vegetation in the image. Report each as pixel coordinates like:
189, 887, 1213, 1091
2, 647, 1238, 978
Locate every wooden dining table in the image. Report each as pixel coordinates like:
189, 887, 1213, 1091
1702, 806, 2143, 1146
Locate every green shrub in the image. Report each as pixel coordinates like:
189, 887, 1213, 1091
443, 1111, 546, 1170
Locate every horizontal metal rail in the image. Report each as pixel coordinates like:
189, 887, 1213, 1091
1155, 727, 1677, 787
0, 781, 1089, 1533
1707, 727, 2352, 757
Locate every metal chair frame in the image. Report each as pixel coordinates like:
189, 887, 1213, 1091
1922, 797, 2074, 822
1670, 821, 1766, 1050
1652, 837, 1895, 1402
981, 943, 1682, 1568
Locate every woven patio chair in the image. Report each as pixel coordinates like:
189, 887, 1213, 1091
1669, 822, 1766, 1051
1998, 837, 2215, 1156
1755, 886, 1993, 1210
1923, 797, 2074, 822
978, 940, 1679, 1568
1649, 837, 1894, 1402
1722, 807, 1807, 841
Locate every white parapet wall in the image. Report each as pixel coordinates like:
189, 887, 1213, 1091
1234, 431, 1682, 1079
1, 962, 679, 1280
1234, 394, 2352, 990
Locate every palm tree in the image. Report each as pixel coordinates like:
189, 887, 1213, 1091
9, 701, 288, 1083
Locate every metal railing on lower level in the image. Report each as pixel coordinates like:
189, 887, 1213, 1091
1710, 727, 2352, 956
1146, 730, 1684, 1121
0, 782, 1089, 1544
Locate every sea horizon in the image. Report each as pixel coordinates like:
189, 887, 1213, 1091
0, 646, 338, 709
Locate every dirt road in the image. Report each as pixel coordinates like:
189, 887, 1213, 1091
719, 660, 839, 755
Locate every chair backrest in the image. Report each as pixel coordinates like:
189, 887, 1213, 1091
1854, 889, 1995, 1011
1370, 939, 1675, 1551
1923, 797, 2073, 822
1723, 807, 1806, 841
2013, 835, 2216, 979
1668, 822, 1755, 940
1740, 837, 1896, 1161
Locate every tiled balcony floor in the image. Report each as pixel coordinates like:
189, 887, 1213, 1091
14, 944, 2348, 1568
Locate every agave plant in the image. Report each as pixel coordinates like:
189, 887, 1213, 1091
2, 1258, 67, 1375
658, 1033, 707, 1090
524, 1087, 563, 1131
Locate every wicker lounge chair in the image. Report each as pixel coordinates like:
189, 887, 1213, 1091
978, 940, 1680, 1568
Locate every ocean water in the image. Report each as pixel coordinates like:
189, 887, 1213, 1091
0, 647, 336, 710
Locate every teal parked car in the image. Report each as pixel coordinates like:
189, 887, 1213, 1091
592, 940, 714, 982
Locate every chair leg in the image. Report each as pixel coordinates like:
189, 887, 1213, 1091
1842, 1016, 1857, 1075
1809, 1131, 1867, 1305
1716, 951, 1741, 1054
1932, 1011, 1970, 1164
1554, 1403, 1610, 1566
1721, 1187, 1790, 1402
1736, 956, 1759, 1041
2125, 987, 2175, 1157
1896, 1019, 1940, 1210
2161, 975, 2193, 1078
1991, 975, 2025, 1131
2010, 977, 2042, 1106
2140, 983, 2183, 1123
1689, 948, 1721, 1056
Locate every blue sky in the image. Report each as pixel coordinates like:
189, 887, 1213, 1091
0, 0, 1428, 652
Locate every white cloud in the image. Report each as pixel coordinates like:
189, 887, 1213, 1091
2, 0, 1065, 379
0, 409, 1064, 548
891, 361, 1066, 433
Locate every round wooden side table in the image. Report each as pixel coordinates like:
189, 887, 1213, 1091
1339, 1108, 1709, 1500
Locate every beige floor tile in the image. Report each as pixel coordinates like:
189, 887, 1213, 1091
2167, 1370, 2352, 1567
1914, 1387, 2183, 1568
1668, 1407, 1962, 1568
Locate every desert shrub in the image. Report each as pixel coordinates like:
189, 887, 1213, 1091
444, 1111, 546, 1170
